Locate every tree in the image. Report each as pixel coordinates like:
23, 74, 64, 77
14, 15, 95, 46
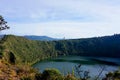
0, 15, 9, 31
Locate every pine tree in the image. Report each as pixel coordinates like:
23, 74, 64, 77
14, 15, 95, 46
0, 15, 9, 31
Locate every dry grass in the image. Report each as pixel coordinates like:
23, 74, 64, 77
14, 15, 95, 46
0, 59, 37, 80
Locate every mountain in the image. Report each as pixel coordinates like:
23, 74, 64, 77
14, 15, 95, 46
24, 35, 58, 41
0, 34, 120, 65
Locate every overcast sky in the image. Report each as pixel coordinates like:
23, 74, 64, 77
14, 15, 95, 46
0, 0, 120, 38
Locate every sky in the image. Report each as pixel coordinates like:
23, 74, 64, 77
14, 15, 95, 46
0, 0, 120, 39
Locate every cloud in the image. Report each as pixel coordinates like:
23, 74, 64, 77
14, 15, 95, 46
0, 0, 120, 38
1, 0, 120, 23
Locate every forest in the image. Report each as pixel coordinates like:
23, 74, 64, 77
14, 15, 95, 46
0, 34, 120, 65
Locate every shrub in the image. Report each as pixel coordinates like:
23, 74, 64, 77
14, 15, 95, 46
35, 73, 42, 80
64, 74, 78, 80
20, 77, 32, 80
103, 70, 120, 80
41, 68, 63, 80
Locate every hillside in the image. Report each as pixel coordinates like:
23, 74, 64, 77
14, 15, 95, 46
0, 35, 57, 65
0, 34, 120, 65
54, 34, 120, 57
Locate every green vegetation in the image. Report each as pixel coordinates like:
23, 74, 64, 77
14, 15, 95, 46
54, 34, 120, 58
0, 34, 120, 65
0, 34, 120, 80
0, 35, 57, 65
41, 68, 63, 80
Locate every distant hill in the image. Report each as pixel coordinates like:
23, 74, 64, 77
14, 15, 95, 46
24, 35, 58, 41
0, 34, 120, 64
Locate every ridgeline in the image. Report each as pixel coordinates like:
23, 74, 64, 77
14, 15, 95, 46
0, 34, 120, 65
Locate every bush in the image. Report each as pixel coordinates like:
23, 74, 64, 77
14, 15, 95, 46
64, 74, 78, 80
41, 68, 63, 80
113, 70, 120, 79
103, 70, 120, 80
35, 73, 42, 80
20, 77, 32, 80
3, 50, 16, 64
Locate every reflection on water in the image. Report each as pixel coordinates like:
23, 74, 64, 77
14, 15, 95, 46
33, 56, 120, 78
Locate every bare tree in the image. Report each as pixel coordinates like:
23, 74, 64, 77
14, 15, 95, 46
75, 64, 90, 80
95, 65, 106, 80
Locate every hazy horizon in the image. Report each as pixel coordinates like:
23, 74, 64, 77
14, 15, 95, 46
1, 33, 120, 39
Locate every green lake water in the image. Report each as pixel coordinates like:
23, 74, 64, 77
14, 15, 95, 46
33, 56, 120, 78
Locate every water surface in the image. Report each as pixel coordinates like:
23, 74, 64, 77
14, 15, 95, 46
33, 56, 120, 78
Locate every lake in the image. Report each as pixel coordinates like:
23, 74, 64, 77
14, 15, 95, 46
33, 56, 120, 79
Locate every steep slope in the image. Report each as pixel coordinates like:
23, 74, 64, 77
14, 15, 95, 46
54, 34, 120, 57
0, 35, 57, 64
0, 34, 120, 65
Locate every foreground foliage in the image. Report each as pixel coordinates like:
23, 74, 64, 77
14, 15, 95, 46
0, 59, 38, 80
0, 60, 119, 80
103, 71, 120, 80
0, 59, 78, 80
